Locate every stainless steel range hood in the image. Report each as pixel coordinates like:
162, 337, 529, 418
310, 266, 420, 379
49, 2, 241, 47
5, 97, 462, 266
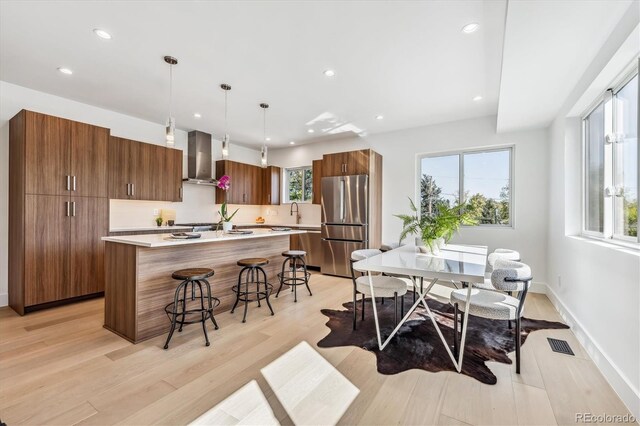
183, 130, 218, 186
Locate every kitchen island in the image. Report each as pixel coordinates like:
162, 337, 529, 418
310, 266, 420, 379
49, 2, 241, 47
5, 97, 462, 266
101, 229, 306, 343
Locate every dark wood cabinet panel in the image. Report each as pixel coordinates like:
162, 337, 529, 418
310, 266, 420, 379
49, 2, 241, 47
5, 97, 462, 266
71, 122, 109, 198
216, 160, 267, 205
322, 152, 347, 177
108, 136, 137, 199
344, 150, 370, 175
312, 160, 322, 205
262, 166, 281, 205
70, 197, 108, 296
135, 142, 155, 201
24, 195, 71, 306
24, 111, 71, 196
169, 148, 183, 201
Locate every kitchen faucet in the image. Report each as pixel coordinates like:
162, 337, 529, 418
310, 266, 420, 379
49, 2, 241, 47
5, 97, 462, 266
290, 202, 301, 224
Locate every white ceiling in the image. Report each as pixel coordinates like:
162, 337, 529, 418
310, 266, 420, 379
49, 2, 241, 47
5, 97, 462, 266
0, 1, 636, 146
0, 0, 505, 147
497, 0, 636, 132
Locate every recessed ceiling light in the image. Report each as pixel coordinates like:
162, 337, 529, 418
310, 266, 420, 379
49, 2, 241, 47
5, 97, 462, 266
375, 115, 384, 120
307, 129, 315, 133
57, 67, 73, 75
193, 113, 201, 118
473, 95, 483, 101
93, 28, 112, 39
323, 69, 336, 77
266, 137, 271, 141
462, 23, 479, 34
289, 141, 296, 145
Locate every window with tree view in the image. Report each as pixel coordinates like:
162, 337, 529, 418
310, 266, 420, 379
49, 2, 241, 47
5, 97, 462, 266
420, 148, 512, 226
583, 69, 638, 242
284, 166, 313, 203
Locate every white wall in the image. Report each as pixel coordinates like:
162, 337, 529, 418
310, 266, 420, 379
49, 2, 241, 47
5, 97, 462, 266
0, 81, 260, 306
545, 14, 640, 418
270, 116, 550, 285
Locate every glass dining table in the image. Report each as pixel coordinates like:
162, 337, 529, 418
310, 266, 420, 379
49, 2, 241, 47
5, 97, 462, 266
352, 243, 488, 372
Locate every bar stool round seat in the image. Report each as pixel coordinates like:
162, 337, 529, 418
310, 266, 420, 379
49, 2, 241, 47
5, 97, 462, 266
237, 258, 269, 267
231, 258, 274, 323
171, 268, 214, 281
282, 250, 306, 257
276, 251, 312, 303
163, 268, 219, 350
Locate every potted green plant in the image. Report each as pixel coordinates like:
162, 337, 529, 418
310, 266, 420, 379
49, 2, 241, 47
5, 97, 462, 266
216, 175, 238, 232
395, 197, 476, 254
155, 216, 163, 227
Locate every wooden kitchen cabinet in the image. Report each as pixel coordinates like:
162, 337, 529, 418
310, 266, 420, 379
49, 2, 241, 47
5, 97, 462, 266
312, 159, 322, 205
9, 110, 111, 315
216, 160, 266, 205
108, 136, 183, 202
262, 165, 281, 205
322, 149, 372, 176
24, 194, 72, 306
70, 196, 109, 297
71, 121, 109, 198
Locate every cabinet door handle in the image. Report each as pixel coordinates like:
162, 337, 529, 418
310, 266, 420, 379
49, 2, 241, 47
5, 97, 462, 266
65, 201, 70, 217
126, 183, 130, 196
179, 187, 183, 200
72, 201, 76, 217
243, 193, 246, 203
268, 194, 271, 204
131, 184, 135, 196
66, 175, 71, 191
72, 176, 77, 191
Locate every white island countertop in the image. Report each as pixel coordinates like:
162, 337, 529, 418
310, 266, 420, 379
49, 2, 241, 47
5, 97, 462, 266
102, 228, 306, 248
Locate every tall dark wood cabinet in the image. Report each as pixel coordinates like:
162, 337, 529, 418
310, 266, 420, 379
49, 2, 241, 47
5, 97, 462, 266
312, 159, 322, 205
262, 166, 281, 205
216, 160, 273, 205
9, 110, 109, 314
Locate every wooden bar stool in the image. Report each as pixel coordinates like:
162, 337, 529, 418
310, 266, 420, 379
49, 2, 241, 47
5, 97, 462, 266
275, 250, 312, 303
231, 258, 274, 323
164, 268, 219, 349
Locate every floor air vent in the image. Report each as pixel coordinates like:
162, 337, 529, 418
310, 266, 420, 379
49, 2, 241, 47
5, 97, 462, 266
547, 337, 575, 356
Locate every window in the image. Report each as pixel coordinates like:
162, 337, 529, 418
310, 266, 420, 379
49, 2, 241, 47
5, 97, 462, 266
582, 69, 638, 243
419, 147, 513, 226
284, 166, 313, 203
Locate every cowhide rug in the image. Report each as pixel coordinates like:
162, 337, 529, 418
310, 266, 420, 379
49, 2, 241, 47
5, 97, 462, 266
318, 296, 568, 384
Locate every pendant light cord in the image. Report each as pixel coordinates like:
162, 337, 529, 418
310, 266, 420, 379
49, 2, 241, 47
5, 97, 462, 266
169, 64, 173, 117
224, 89, 228, 135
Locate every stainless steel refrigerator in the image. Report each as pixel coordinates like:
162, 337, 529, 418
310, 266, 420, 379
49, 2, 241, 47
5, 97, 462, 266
321, 175, 369, 277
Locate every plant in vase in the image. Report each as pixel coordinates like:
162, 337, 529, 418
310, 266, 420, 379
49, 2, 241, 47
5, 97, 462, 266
395, 197, 476, 254
155, 216, 163, 227
216, 175, 238, 232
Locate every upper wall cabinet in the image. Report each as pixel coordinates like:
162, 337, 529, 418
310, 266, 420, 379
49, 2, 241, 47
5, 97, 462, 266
108, 136, 183, 202
216, 160, 274, 205
22, 110, 109, 198
262, 165, 281, 205
312, 159, 322, 205
322, 149, 371, 177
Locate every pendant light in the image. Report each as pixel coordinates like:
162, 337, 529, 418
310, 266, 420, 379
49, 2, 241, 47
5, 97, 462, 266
220, 84, 231, 158
260, 103, 269, 168
164, 56, 178, 147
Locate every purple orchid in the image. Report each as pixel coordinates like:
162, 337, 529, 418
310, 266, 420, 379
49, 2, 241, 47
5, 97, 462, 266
217, 174, 231, 191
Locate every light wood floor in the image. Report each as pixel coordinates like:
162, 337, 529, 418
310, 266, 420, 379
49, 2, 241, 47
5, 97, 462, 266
0, 274, 634, 425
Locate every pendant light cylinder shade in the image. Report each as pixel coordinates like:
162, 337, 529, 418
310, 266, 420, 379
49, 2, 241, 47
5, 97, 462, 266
260, 102, 269, 168
221, 84, 232, 159
164, 56, 178, 147
222, 134, 230, 158
166, 116, 175, 146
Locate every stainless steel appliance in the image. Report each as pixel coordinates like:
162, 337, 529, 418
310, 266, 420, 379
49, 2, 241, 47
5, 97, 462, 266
174, 222, 217, 232
183, 131, 217, 185
321, 175, 369, 277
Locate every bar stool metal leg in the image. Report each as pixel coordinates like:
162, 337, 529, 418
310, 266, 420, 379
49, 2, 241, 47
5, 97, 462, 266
230, 268, 245, 314
195, 281, 210, 346
178, 281, 188, 332
202, 279, 219, 330
242, 268, 250, 323
276, 259, 287, 298
260, 266, 275, 316
164, 282, 183, 349
302, 258, 312, 296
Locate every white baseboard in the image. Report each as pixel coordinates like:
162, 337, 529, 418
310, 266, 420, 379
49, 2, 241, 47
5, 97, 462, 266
0, 292, 7, 307
540, 283, 640, 419
530, 281, 546, 294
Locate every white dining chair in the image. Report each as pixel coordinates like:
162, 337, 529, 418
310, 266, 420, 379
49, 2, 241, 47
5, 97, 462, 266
450, 258, 532, 374
350, 249, 410, 330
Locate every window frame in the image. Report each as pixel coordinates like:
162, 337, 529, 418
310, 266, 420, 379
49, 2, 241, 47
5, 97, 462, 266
282, 165, 313, 204
581, 63, 639, 246
415, 145, 515, 228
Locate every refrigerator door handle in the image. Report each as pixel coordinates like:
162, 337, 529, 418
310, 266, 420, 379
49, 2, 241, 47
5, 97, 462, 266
339, 178, 345, 223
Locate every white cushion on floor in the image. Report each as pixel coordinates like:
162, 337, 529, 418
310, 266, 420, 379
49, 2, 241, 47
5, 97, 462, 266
355, 275, 408, 298
450, 288, 522, 320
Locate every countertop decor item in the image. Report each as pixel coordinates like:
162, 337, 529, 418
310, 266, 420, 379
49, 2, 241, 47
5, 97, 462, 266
155, 216, 164, 227
216, 175, 238, 232
395, 197, 476, 254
